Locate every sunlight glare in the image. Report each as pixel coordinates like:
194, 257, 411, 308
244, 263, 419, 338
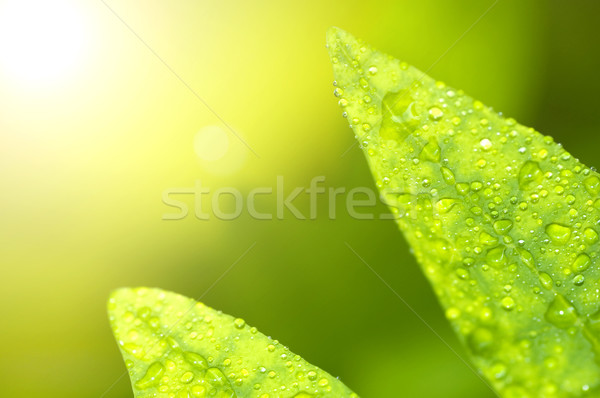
0, 0, 87, 85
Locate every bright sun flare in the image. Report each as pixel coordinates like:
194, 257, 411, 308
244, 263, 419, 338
0, 0, 87, 85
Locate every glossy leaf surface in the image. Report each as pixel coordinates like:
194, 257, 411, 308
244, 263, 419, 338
328, 27, 600, 397
108, 287, 358, 398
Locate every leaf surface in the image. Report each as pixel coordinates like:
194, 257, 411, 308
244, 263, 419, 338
327, 27, 600, 397
108, 287, 358, 398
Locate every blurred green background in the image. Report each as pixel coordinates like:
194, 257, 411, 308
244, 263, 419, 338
1, 0, 600, 396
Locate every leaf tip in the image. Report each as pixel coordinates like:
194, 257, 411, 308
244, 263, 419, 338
326, 26, 358, 60
326, 26, 343, 45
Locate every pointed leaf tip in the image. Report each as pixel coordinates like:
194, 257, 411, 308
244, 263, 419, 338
329, 30, 600, 397
108, 287, 358, 398
326, 27, 363, 66
325, 26, 345, 47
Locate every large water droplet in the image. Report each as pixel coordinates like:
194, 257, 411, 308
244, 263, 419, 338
518, 161, 543, 189
480, 231, 499, 246
135, 361, 165, 390
584, 228, 599, 244
191, 385, 207, 397
467, 327, 494, 355
440, 166, 455, 185
584, 175, 600, 195
435, 198, 457, 214
486, 246, 508, 268
181, 371, 194, 384
545, 223, 572, 245
420, 138, 441, 163
493, 219, 513, 235
380, 90, 420, 141
572, 253, 591, 273
206, 367, 228, 387
501, 296, 515, 311
517, 248, 535, 269
184, 352, 208, 370
456, 183, 470, 195
479, 138, 493, 151
545, 295, 577, 329
428, 106, 444, 121
233, 318, 246, 329
539, 272, 554, 290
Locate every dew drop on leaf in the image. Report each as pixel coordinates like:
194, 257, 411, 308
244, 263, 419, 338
545, 295, 577, 329
518, 160, 543, 189
545, 223, 572, 245
584, 175, 600, 195
135, 361, 165, 390
572, 253, 591, 273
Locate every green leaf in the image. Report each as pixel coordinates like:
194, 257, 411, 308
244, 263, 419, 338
327, 27, 600, 397
108, 287, 358, 398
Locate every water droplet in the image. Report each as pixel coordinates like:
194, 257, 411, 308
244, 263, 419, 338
233, 318, 245, 329
572, 253, 591, 273
436, 198, 457, 213
206, 367, 227, 387
491, 363, 507, 379
584, 175, 600, 195
470, 206, 483, 216
191, 385, 207, 397
181, 371, 194, 384
184, 352, 208, 371
456, 183, 470, 195
479, 232, 498, 246
584, 228, 599, 244
486, 246, 508, 268
501, 296, 515, 311
493, 219, 513, 235
517, 248, 535, 268
455, 267, 469, 279
138, 306, 151, 319
440, 167, 455, 185
545, 223, 571, 245
420, 139, 441, 162
471, 181, 483, 191
518, 161, 543, 189
431, 238, 453, 263
467, 327, 494, 354
333, 88, 343, 97
446, 307, 461, 319
380, 90, 420, 141
545, 294, 577, 329
480, 139, 492, 150
573, 274, 585, 286
135, 361, 165, 390
428, 106, 444, 121
539, 272, 554, 289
